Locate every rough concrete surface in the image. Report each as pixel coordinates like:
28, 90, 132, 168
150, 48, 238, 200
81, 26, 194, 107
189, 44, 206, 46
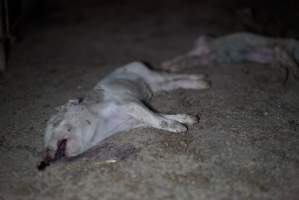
0, 1, 299, 199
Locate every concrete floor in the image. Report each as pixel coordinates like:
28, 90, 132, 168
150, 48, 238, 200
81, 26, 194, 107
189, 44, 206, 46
0, 1, 299, 199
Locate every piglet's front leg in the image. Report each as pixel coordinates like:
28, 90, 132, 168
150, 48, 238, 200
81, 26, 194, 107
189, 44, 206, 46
124, 102, 196, 133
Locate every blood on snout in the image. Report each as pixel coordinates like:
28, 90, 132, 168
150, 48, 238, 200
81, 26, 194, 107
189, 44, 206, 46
37, 139, 68, 171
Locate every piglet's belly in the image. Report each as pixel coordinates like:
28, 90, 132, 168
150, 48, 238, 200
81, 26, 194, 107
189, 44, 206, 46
89, 112, 142, 147
99, 73, 153, 101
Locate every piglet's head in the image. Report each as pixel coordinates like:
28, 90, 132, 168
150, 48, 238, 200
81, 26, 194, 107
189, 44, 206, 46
38, 101, 98, 171
38, 120, 85, 171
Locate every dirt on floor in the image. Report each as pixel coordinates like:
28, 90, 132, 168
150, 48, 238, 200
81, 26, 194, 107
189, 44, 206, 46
0, 0, 299, 200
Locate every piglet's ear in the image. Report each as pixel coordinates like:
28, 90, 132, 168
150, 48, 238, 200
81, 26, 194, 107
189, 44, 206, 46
68, 98, 84, 105
54, 105, 64, 112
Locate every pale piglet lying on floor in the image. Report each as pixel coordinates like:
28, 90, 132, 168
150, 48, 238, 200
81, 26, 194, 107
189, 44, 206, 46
161, 32, 299, 82
38, 62, 209, 170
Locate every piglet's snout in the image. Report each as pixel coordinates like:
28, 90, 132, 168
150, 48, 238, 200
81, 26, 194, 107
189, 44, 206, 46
37, 139, 68, 171
54, 139, 67, 159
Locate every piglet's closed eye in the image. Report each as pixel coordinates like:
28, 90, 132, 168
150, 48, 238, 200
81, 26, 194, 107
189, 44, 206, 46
37, 139, 68, 171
